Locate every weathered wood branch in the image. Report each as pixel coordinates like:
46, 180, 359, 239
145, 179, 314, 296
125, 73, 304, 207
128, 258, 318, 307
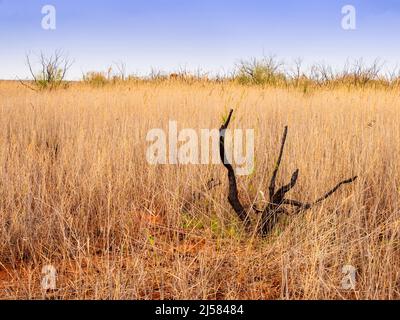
219, 110, 251, 228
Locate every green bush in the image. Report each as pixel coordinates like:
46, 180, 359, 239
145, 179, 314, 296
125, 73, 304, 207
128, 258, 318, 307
83, 71, 109, 87
25, 50, 72, 90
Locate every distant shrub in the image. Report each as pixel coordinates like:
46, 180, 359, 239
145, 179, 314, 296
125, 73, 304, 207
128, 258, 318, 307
83, 71, 109, 87
340, 58, 384, 87
75, 55, 400, 89
83, 62, 142, 87
310, 63, 335, 86
235, 56, 287, 86
22, 50, 72, 91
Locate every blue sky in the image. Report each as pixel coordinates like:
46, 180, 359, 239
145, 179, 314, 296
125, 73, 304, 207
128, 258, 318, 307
0, 0, 400, 79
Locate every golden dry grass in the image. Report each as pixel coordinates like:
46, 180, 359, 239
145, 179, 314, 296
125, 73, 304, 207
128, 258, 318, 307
0, 80, 399, 299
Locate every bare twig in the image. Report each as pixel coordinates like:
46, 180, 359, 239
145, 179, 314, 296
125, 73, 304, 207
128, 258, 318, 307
17, 77, 38, 92
269, 126, 288, 199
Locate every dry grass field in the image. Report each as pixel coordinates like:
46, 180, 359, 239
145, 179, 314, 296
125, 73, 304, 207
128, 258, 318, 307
0, 80, 399, 299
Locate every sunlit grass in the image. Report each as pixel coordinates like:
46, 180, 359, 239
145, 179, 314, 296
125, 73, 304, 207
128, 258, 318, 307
0, 80, 398, 299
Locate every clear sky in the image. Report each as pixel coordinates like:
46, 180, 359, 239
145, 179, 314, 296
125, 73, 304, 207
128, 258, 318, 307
1, 0, 400, 79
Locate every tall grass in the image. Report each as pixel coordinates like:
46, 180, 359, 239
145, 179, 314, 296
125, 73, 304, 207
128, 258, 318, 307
0, 80, 399, 299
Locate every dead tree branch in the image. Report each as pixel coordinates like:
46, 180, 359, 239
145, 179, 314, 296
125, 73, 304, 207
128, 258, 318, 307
218, 109, 358, 236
